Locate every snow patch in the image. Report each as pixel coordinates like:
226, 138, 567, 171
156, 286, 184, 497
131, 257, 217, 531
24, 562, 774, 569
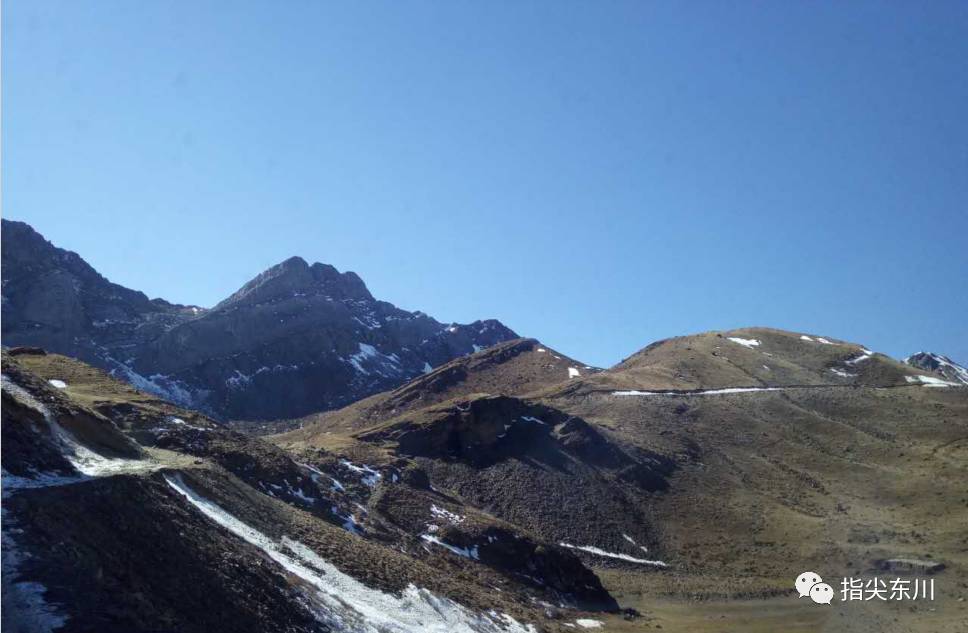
339, 460, 382, 487
346, 343, 402, 377
164, 474, 533, 632
575, 620, 603, 630
1, 375, 154, 479
559, 542, 667, 567
568, 367, 581, 378
47, 379, 67, 389
614, 387, 782, 397
621, 533, 648, 552
421, 535, 480, 560
829, 368, 856, 379
905, 375, 960, 388
108, 362, 197, 407
727, 337, 760, 349
2, 469, 87, 493
301, 463, 346, 492
430, 504, 465, 525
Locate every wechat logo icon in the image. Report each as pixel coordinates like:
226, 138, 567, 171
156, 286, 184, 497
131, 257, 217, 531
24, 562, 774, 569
796, 571, 834, 605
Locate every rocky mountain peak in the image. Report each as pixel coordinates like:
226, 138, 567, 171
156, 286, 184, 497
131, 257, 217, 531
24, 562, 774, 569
904, 352, 968, 385
215, 256, 373, 311
2, 221, 518, 422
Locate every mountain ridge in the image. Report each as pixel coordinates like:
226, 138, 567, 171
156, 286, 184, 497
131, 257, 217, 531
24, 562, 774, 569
1, 219, 519, 421
903, 351, 968, 385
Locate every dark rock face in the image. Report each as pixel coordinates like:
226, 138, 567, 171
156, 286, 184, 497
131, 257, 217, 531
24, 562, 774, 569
1, 220, 518, 420
1, 220, 197, 366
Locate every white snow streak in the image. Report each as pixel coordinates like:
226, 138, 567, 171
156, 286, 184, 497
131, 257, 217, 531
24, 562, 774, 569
558, 542, 667, 567
829, 368, 856, 379
726, 337, 760, 349
614, 387, 782, 397
420, 535, 480, 560
1, 375, 154, 479
164, 474, 529, 632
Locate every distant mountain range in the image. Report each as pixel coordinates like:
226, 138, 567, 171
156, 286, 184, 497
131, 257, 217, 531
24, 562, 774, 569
1, 219, 517, 420
3, 219, 965, 422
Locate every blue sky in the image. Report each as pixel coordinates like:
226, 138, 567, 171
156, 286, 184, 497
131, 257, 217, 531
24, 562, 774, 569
4, 1, 967, 367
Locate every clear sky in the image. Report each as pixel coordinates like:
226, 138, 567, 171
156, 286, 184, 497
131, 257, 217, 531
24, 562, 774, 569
4, 1, 967, 367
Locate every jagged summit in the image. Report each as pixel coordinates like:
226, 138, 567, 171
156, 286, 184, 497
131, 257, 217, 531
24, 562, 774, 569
904, 352, 968, 385
1, 220, 518, 421
215, 256, 373, 310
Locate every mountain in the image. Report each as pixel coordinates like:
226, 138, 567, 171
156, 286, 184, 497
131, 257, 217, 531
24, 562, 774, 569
903, 352, 968, 385
0, 219, 200, 362
274, 327, 968, 632
280, 337, 597, 439
4, 221, 967, 632
4, 329, 967, 632
1, 220, 518, 421
2, 348, 615, 633
564, 326, 931, 394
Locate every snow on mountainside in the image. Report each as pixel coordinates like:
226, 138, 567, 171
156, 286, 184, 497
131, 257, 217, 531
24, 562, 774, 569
1, 350, 610, 632
903, 352, 968, 385
0, 220, 518, 421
